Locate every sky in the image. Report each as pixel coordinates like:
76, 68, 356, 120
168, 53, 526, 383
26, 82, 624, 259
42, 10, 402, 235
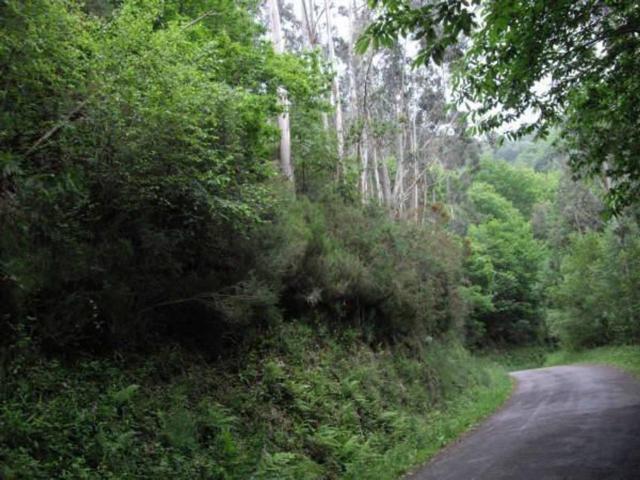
282, 0, 541, 134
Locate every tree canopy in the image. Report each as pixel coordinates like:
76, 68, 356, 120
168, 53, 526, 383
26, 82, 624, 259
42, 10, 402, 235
361, 0, 640, 211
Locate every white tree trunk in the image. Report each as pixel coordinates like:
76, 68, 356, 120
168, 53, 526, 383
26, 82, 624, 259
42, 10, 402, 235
323, 0, 345, 174
372, 143, 383, 203
360, 127, 369, 202
411, 115, 419, 222
301, 0, 317, 47
380, 148, 392, 205
602, 161, 613, 192
301, 0, 330, 131
392, 97, 404, 213
393, 50, 407, 215
348, 0, 359, 126
268, 0, 294, 182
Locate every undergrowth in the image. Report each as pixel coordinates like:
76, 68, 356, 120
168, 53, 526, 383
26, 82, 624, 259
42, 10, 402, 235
545, 346, 640, 377
0, 323, 510, 479
479, 345, 553, 371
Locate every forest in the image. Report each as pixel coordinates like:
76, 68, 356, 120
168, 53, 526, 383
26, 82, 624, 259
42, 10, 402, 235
1, 0, 639, 478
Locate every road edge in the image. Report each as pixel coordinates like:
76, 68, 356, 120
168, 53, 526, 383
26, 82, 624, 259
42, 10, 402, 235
401, 373, 519, 479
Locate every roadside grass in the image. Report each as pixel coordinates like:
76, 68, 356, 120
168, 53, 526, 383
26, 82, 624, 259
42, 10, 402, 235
0, 324, 513, 480
545, 346, 640, 377
359, 361, 512, 479
479, 345, 552, 372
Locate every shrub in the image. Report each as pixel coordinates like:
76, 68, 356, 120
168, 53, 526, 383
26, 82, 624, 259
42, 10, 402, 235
549, 218, 640, 350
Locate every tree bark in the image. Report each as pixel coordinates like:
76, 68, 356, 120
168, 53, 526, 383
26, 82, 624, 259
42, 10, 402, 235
268, 0, 294, 182
360, 127, 369, 202
411, 114, 419, 222
301, 0, 330, 130
392, 97, 405, 213
372, 143, 383, 203
380, 147, 392, 205
323, 0, 345, 177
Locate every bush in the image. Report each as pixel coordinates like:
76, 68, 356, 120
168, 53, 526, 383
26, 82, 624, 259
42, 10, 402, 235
0, 324, 510, 480
464, 182, 548, 345
0, 0, 324, 354
279, 198, 466, 343
549, 218, 640, 350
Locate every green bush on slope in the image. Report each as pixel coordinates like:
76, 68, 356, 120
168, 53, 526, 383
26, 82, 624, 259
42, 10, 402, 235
0, 2, 516, 478
545, 346, 640, 377
480, 345, 552, 371
0, 324, 510, 479
0, 0, 466, 356
548, 218, 640, 350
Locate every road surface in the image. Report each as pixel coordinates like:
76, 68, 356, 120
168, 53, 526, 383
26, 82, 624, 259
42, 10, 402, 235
409, 365, 640, 480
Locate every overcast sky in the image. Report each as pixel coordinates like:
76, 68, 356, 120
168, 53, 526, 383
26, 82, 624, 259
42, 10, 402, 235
282, 0, 540, 134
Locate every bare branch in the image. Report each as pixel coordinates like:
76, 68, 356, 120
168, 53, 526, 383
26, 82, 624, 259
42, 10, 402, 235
181, 10, 220, 30
25, 99, 90, 157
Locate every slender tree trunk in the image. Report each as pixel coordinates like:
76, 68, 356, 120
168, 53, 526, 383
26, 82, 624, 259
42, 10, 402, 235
347, 0, 359, 127
323, 0, 345, 177
302, 0, 329, 130
411, 115, 419, 222
349, 0, 365, 197
372, 143, 383, 203
301, 0, 316, 46
361, 57, 373, 203
392, 98, 404, 213
393, 48, 408, 216
360, 127, 369, 202
268, 0, 294, 182
602, 161, 613, 192
380, 149, 392, 205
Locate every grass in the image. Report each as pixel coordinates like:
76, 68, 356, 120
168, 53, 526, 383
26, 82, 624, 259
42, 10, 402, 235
545, 345, 640, 377
382, 366, 512, 479
351, 360, 512, 479
0, 324, 512, 479
479, 345, 552, 372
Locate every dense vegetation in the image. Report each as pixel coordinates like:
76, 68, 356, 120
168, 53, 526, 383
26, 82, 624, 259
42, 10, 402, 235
1, 324, 511, 479
363, 0, 640, 211
1, 0, 639, 478
546, 346, 640, 378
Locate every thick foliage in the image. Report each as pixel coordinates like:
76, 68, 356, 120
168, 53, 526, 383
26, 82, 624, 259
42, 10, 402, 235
549, 217, 640, 350
0, 324, 510, 479
280, 199, 466, 342
546, 345, 640, 378
0, 0, 327, 352
473, 156, 558, 218
463, 177, 548, 346
363, 0, 640, 211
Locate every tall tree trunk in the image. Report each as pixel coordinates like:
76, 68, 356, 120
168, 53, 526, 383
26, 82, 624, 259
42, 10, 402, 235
393, 48, 408, 215
301, 0, 317, 46
411, 115, 419, 222
361, 61, 373, 203
323, 0, 345, 177
301, 0, 330, 131
347, 0, 359, 127
360, 127, 369, 202
268, 0, 294, 182
372, 143, 383, 203
392, 97, 404, 213
380, 148, 392, 205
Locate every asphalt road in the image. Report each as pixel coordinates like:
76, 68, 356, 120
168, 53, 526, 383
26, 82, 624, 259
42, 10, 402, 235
408, 365, 640, 480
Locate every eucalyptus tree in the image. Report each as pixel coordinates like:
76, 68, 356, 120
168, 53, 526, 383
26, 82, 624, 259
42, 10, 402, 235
268, 0, 294, 182
323, 0, 346, 175
360, 0, 640, 212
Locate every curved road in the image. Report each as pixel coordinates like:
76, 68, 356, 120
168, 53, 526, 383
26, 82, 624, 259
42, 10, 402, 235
409, 365, 640, 480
